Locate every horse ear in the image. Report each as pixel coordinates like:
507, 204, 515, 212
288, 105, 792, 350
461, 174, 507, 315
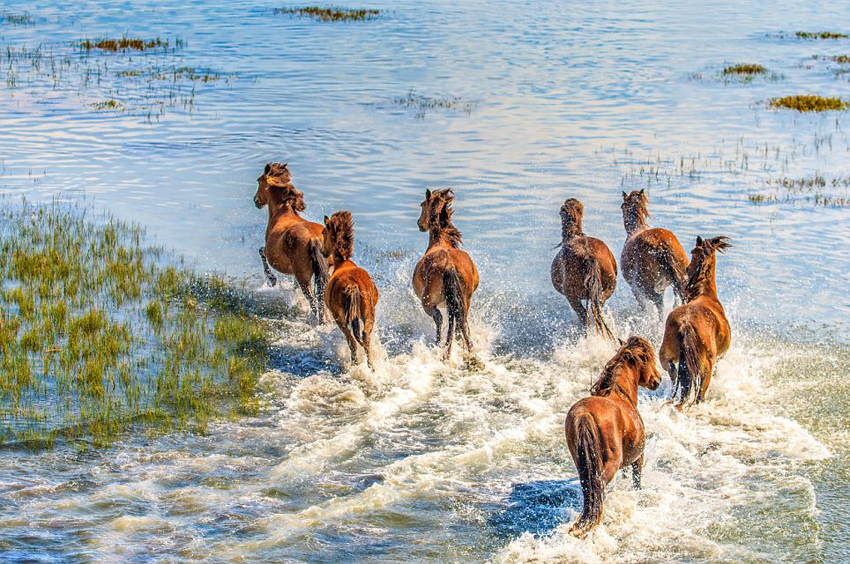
264, 163, 271, 175
324, 215, 330, 225
425, 188, 431, 200
696, 236, 704, 246
639, 188, 645, 195
622, 191, 628, 200
618, 338, 625, 346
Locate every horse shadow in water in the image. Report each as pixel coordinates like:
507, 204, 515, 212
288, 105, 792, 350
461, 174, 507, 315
488, 479, 582, 538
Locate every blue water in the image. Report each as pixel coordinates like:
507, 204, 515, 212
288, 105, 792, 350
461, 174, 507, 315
0, 1, 848, 562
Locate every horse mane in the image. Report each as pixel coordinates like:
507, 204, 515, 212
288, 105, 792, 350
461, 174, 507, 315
265, 163, 305, 212
559, 198, 585, 239
684, 236, 731, 299
429, 188, 463, 248
622, 190, 649, 230
327, 211, 355, 262
591, 337, 653, 396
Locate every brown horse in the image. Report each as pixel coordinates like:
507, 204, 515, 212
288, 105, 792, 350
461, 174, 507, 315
551, 198, 618, 339
254, 163, 329, 324
620, 189, 689, 316
565, 336, 662, 537
659, 236, 732, 407
413, 188, 479, 357
322, 211, 379, 369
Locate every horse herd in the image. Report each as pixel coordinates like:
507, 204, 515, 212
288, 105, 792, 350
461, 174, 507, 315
253, 162, 732, 536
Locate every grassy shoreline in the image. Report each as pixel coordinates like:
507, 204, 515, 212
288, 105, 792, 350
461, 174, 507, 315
0, 200, 274, 449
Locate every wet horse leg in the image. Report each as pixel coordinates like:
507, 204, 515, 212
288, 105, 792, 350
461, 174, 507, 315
258, 247, 277, 287
566, 295, 589, 329
343, 328, 360, 365
355, 320, 374, 370
444, 308, 456, 359
696, 361, 714, 404
632, 454, 643, 489
423, 303, 443, 344
295, 270, 319, 324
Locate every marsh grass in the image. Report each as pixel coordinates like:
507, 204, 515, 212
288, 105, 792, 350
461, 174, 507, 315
748, 174, 850, 207
393, 89, 477, 118
722, 63, 767, 75
1, 11, 33, 26
90, 99, 125, 111
273, 7, 381, 21
833, 55, 850, 64
795, 31, 848, 40
768, 95, 847, 112
78, 36, 179, 53
0, 201, 271, 449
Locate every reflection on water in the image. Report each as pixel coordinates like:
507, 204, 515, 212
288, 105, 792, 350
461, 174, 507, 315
0, 0, 848, 562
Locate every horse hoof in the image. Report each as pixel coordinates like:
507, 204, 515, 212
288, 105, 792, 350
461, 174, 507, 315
266, 276, 277, 287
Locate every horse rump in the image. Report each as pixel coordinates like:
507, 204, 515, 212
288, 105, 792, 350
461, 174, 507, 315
569, 413, 604, 537
343, 285, 364, 341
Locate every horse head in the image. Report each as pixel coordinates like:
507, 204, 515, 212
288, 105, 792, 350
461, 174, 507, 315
254, 163, 305, 212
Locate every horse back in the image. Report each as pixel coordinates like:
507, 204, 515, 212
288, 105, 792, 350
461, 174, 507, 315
622, 228, 688, 288
414, 245, 478, 302
565, 396, 643, 472
553, 236, 617, 297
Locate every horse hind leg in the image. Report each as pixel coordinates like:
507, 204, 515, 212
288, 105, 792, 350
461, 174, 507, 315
258, 247, 277, 286
295, 271, 319, 324
632, 454, 643, 489
423, 304, 443, 345
355, 320, 374, 370
566, 295, 589, 330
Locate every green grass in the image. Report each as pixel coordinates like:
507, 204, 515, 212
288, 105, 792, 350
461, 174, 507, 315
768, 95, 847, 112
79, 36, 178, 52
273, 6, 381, 21
795, 31, 848, 40
0, 201, 272, 449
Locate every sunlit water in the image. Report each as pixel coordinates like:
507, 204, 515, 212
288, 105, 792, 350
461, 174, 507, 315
1, 1, 848, 562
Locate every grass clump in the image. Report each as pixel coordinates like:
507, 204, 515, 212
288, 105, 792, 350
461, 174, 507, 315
795, 31, 848, 40
722, 64, 767, 75
2, 11, 34, 25
768, 95, 847, 112
393, 89, 477, 118
273, 6, 380, 21
833, 55, 850, 64
0, 201, 271, 449
89, 99, 125, 111
79, 36, 177, 52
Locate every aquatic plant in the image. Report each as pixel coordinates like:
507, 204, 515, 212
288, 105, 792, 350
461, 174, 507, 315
78, 36, 177, 52
721, 64, 767, 75
795, 31, 848, 40
393, 89, 477, 118
768, 95, 847, 112
89, 99, 125, 111
832, 55, 850, 64
273, 6, 381, 21
0, 201, 272, 449
1, 11, 33, 25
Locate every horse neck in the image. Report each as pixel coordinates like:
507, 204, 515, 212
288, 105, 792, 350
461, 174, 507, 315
687, 257, 718, 300
267, 199, 300, 226
595, 367, 639, 407
561, 221, 584, 241
624, 212, 647, 236
428, 225, 459, 249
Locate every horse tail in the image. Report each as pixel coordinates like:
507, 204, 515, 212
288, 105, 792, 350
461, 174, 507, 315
570, 413, 605, 536
343, 285, 364, 341
308, 238, 329, 316
443, 267, 467, 339
659, 248, 688, 303
584, 256, 614, 339
677, 324, 702, 404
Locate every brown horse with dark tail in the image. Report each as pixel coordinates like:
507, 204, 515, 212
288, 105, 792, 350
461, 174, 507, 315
565, 336, 662, 537
322, 211, 379, 369
254, 163, 329, 323
620, 189, 689, 316
659, 236, 732, 407
551, 198, 617, 339
413, 188, 479, 358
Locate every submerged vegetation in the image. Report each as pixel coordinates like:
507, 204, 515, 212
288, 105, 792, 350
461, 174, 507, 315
795, 31, 848, 40
1, 11, 33, 26
748, 173, 850, 207
273, 6, 381, 21
78, 36, 179, 52
393, 89, 477, 118
0, 201, 272, 448
722, 63, 767, 75
768, 95, 847, 112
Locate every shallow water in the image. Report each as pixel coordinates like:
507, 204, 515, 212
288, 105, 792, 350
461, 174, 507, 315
1, 1, 848, 562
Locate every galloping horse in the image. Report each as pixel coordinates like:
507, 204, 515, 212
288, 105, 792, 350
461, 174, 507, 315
253, 163, 328, 323
659, 236, 732, 407
551, 198, 618, 339
620, 189, 689, 316
413, 188, 479, 357
322, 211, 379, 368
565, 336, 661, 537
